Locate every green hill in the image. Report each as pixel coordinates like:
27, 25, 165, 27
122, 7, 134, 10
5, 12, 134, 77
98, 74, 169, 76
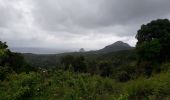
23, 41, 134, 68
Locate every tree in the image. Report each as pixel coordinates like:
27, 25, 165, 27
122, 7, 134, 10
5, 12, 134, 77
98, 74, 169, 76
136, 19, 170, 74
0, 41, 8, 49
61, 55, 75, 70
7, 52, 28, 73
136, 19, 170, 62
136, 39, 161, 61
73, 56, 87, 72
117, 71, 130, 82
86, 60, 99, 75
98, 61, 113, 77
0, 41, 10, 66
61, 55, 87, 73
0, 40, 35, 73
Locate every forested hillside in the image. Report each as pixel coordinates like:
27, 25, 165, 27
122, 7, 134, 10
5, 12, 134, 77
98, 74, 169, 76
0, 19, 170, 100
23, 41, 134, 68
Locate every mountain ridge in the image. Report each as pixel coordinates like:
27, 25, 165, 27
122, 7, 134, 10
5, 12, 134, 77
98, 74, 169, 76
93, 41, 133, 54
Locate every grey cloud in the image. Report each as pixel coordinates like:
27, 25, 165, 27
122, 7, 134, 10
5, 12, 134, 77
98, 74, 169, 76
0, 1, 25, 28
0, 0, 170, 53
0, 5, 15, 27
103, 0, 170, 24
32, 0, 170, 32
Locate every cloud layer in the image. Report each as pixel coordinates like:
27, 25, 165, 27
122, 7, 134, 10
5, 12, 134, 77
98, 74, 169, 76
0, 0, 170, 53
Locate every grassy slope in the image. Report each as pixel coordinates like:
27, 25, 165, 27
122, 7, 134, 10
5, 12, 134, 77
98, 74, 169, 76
0, 70, 170, 100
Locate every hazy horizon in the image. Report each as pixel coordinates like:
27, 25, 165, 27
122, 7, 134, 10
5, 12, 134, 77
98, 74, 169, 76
9, 40, 134, 54
1, 0, 170, 53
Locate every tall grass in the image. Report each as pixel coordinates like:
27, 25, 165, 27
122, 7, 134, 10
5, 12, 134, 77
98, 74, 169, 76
0, 70, 170, 100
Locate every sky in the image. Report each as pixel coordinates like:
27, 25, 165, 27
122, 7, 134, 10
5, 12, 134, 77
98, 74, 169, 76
0, 0, 170, 53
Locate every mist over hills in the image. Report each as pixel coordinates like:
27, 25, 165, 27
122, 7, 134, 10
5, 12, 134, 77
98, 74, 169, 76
23, 41, 134, 68
10, 47, 71, 54
11, 41, 133, 54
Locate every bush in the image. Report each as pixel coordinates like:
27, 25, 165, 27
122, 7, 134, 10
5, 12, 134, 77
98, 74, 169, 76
161, 63, 170, 72
125, 72, 170, 99
116, 71, 130, 82
0, 66, 12, 81
13, 86, 32, 100
1, 69, 170, 100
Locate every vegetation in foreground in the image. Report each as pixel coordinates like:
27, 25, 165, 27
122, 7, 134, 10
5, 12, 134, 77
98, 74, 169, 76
0, 19, 170, 100
0, 69, 170, 100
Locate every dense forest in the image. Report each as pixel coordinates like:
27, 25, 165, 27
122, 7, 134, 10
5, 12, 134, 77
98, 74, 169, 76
0, 19, 170, 100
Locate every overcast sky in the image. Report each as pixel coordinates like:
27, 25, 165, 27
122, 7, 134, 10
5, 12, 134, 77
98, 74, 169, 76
0, 0, 170, 53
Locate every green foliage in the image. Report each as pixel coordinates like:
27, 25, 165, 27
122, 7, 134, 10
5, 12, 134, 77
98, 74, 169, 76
13, 86, 32, 100
61, 55, 75, 70
125, 72, 170, 100
0, 72, 40, 100
86, 60, 99, 75
1, 19, 170, 99
0, 71, 122, 100
116, 71, 130, 82
74, 56, 87, 72
0, 40, 36, 73
136, 39, 161, 61
136, 19, 170, 75
0, 41, 10, 65
0, 66, 12, 81
98, 61, 113, 77
136, 19, 170, 60
59, 50, 137, 80
0, 70, 170, 100
61, 55, 87, 73
0, 41, 8, 53
161, 63, 170, 72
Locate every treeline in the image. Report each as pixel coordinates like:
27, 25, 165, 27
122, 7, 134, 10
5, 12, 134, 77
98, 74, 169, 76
0, 41, 36, 80
59, 50, 136, 82
136, 19, 170, 76
58, 19, 170, 82
1, 19, 170, 82
0, 19, 170, 100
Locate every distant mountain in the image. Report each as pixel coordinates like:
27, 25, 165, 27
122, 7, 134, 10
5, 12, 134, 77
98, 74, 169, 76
95, 41, 133, 53
23, 41, 134, 68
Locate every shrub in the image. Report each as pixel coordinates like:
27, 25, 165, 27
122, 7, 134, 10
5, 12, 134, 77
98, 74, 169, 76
117, 71, 130, 82
0, 66, 12, 81
13, 86, 32, 100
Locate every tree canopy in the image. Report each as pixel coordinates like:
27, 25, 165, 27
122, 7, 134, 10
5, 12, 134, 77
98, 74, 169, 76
136, 19, 170, 62
136, 19, 170, 75
0, 40, 35, 74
